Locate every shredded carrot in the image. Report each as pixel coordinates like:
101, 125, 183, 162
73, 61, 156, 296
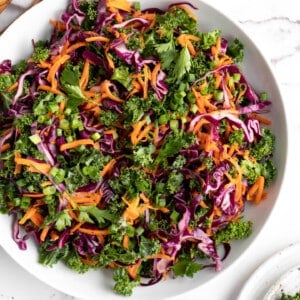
150, 62, 161, 88
14, 157, 51, 175
13, 151, 22, 174
176, 4, 197, 20
226, 157, 243, 205
38, 84, 64, 95
40, 181, 53, 188
62, 192, 78, 210
236, 83, 247, 102
101, 158, 117, 177
19, 207, 36, 225
122, 234, 130, 249
127, 79, 142, 98
100, 80, 124, 103
106, 0, 131, 12
199, 199, 209, 208
81, 257, 99, 267
104, 46, 115, 70
141, 64, 150, 99
79, 60, 90, 90
50, 20, 67, 31
66, 41, 88, 54
78, 228, 109, 236
130, 119, 154, 146
139, 193, 150, 204
126, 260, 142, 280
70, 221, 85, 234
250, 113, 272, 125
67, 205, 79, 220
214, 72, 222, 89
40, 225, 51, 242
7, 81, 18, 92
22, 193, 45, 198
146, 253, 173, 261
0, 143, 10, 152
19, 207, 43, 227
192, 118, 210, 134
85, 36, 110, 43
47, 54, 70, 89
59, 139, 95, 152
71, 191, 102, 206
38, 60, 52, 69
177, 34, 200, 56
59, 99, 66, 115
122, 196, 141, 224
32, 199, 45, 207
30, 211, 44, 227
247, 176, 265, 204
211, 37, 233, 68
50, 231, 60, 241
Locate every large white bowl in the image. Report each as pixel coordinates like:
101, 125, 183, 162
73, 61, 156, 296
0, 0, 287, 299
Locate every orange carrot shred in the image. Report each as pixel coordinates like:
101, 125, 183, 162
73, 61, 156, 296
106, 0, 131, 12
40, 226, 51, 242
14, 156, 51, 175
247, 176, 265, 204
8, 81, 18, 92
126, 260, 142, 279
78, 228, 109, 236
0, 143, 10, 153
59, 139, 95, 152
101, 158, 117, 177
80, 60, 90, 90
85, 36, 110, 43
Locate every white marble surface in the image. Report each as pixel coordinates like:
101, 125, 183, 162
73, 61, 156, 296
0, 0, 300, 299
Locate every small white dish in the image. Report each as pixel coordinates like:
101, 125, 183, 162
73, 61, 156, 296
238, 243, 300, 300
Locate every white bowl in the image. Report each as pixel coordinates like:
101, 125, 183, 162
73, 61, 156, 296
0, 0, 287, 299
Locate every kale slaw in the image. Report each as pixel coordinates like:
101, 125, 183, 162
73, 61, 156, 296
0, 0, 277, 296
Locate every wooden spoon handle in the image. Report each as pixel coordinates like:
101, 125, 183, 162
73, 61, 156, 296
0, 0, 12, 14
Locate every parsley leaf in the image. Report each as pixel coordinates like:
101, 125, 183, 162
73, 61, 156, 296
60, 63, 84, 110
173, 45, 191, 82
54, 209, 72, 231
78, 205, 116, 227
173, 258, 202, 278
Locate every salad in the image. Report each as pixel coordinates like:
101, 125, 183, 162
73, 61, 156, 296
0, 0, 276, 296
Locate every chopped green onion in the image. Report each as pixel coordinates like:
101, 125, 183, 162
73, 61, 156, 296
43, 186, 56, 196
214, 90, 224, 101
170, 119, 178, 132
59, 119, 70, 130
260, 91, 268, 101
20, 197, 31, 209
29, 134, 41, 145
91, 132, 101, 141
190, 103, 198, 114
233, 73, 241, 82
158, 114, 169, 125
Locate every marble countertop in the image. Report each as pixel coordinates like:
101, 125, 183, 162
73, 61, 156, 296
0, 0, 299, 299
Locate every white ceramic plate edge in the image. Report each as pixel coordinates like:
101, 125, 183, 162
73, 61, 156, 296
238, 243, 300, 300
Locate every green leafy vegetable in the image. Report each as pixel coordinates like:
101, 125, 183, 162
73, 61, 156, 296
215, 219, 253, 244
32, 40, 50, 62
227, 38, 244, 63
113, 267, 140, 296
250, 128, 275, 161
